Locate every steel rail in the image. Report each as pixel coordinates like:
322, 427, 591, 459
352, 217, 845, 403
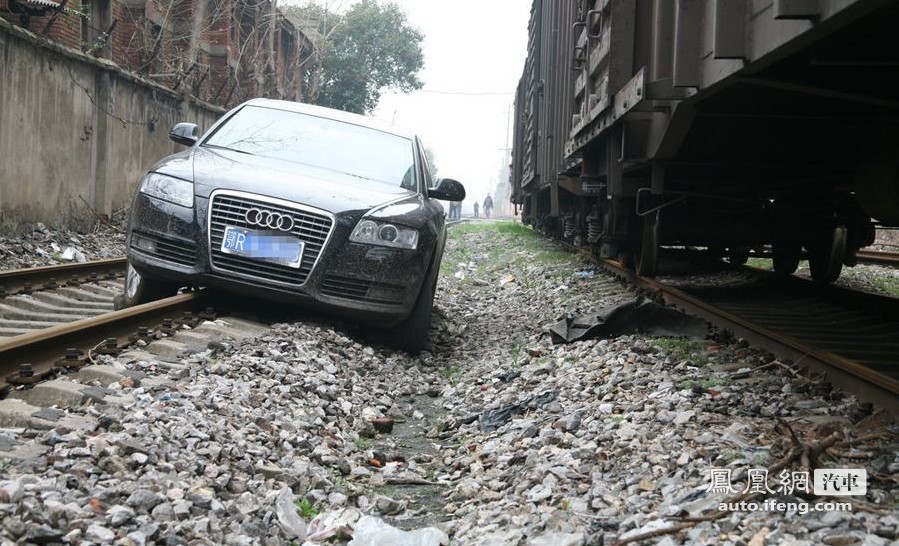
597, 258, 899, 416
0, 291, 206, 391
0, 258, 127, 296
855, 250, 899, 266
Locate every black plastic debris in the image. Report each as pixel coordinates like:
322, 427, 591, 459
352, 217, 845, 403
479, 390, 557, 432
549, 296, 707, 344
494, 370, 521, 383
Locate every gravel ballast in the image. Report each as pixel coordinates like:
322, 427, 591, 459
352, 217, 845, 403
0, 220, 895, 545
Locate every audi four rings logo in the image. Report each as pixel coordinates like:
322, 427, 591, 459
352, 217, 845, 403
245, 208, 295, 231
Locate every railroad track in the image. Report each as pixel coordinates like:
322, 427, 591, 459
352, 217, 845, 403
855, 249, 899, 267
0, 259, 127, 337
0, 289, 212, 391
596, 257, 899, 415
0, 258, 223, 393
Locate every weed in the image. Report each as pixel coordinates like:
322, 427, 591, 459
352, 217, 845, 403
678, 377, 732, 390
746, 258, 772, 270
652, 337, 710, 364
494, 222, 533, 236
295, 498, 318, 519
325, 466, 350, 489
723, 450, 745, 462
871, 275, 899, 297
509, 339, 526, 367
440, 365, 463, 385
449, 222, 489, 236
354, 437, 373, 449
533, 249, 573, 265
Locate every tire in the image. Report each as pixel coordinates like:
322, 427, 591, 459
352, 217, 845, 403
116, 262, 180, 309
635, 211, 658, 277
387, 272, 436, 355
808, 226, 846, 284
772, 242, 801, 277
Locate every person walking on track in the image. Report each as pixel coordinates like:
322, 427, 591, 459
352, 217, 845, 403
483, 194, 494, 219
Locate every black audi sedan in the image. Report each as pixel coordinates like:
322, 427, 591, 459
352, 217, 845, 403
121, 98, 465, 353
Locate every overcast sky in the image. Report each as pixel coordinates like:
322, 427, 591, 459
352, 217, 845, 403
370, 1, 530, 206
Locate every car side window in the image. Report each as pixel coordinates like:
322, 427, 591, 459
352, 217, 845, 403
401, 165, 417, 191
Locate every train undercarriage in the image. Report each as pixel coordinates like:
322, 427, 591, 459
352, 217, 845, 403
512, 0, 899, 283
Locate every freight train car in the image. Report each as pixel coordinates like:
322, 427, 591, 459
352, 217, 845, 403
511, 0, 899, 282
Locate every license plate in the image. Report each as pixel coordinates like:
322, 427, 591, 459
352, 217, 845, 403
221, 226, 304, 269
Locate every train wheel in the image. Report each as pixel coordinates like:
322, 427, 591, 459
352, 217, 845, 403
706, 245, 725, 263
726, 247, 750, 266
617, 251, 634, 269
635, 211, 659, 277
808, 226, 846, 284
772, 243, 801, 276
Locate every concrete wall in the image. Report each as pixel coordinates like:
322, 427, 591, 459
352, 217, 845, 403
0, 17, 223, 232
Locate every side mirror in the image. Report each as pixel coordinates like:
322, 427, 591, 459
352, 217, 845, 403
169, 123, 199, 147
429, 178, 466, 201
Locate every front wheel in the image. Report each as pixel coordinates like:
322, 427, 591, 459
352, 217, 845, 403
772, 242, 801, 276
808, 226, 846, 284
386, 273, 436, 355
726, 247, 750, 266
635, 211, 659, 277
114, 262, 181, 309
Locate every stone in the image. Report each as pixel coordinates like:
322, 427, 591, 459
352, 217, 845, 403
85, 524, 116, 543
527, 532, 584, 546
126, 489, 165, 512
823, 535, 861, 546
374, 495, 406, 516
105, 505, 136, 527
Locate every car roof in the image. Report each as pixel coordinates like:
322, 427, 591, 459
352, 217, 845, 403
243, 98, 417, 140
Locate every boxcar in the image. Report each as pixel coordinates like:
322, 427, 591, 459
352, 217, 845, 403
511, 0, 899, 282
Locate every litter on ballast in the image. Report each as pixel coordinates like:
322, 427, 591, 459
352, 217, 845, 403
549, 296, 708, 343
478, 390, 557, 432
346, 515, 448, 546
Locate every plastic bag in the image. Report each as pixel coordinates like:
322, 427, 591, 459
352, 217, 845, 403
305, 508, 362, 542
275, 488, 307, 540
347, 516, 448, 546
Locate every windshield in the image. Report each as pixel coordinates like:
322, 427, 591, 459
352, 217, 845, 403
204, 105, 418, 190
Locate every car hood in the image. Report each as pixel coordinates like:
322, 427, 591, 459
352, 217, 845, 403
154, 147, 416, 215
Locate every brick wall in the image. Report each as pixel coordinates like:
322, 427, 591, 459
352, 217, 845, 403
0, 0, 312, 110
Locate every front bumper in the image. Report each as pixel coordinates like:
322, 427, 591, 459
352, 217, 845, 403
126, 191, 433, 325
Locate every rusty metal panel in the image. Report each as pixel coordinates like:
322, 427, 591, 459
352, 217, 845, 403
520, 0, 542, 189
774, 0, 821, 19
569, 0, 643, 147
714, 0, 747, 59
542, 0, 578, 184
510, 77, 527, 204
673, 0, 703, 87
516, 0, 581, 199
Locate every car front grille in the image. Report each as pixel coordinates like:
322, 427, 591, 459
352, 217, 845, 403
132, 231, 197, 266
209, 193, 333, 287
321, 275, 406, 305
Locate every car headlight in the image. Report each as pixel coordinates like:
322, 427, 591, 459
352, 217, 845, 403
350, 219, 418, 250
139, 173, 194, 208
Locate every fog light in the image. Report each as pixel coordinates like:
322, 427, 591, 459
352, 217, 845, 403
133, 235, 157, 254
368, 285, 404, 302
